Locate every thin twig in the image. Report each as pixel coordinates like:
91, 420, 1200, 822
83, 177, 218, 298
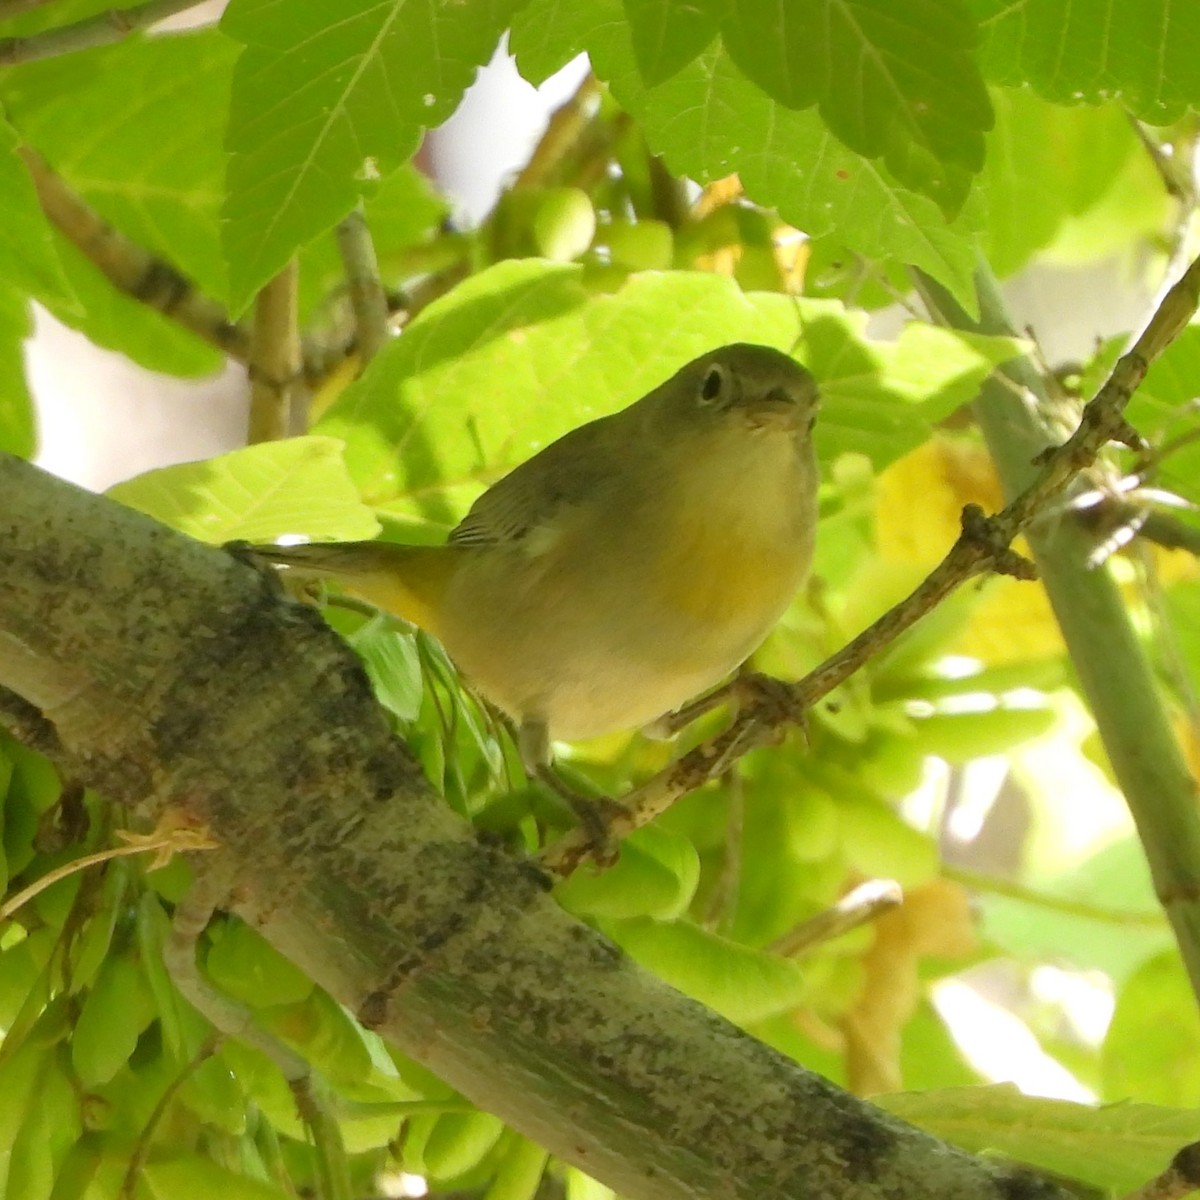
771, 880, 904, 958
248, 258, 302, 443
942, 864, 1164, 927
513, 73, 602, 191
335, 205, 390, 365
19, 147, 250, 360
0, 0, 209, 65
121, 1032, 223, 1200
540, 251, 1200, 877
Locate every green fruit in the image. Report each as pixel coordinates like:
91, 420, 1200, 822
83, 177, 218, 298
532, 188, 596, 262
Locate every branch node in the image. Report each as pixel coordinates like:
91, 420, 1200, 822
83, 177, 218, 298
956, 504, 1038, 580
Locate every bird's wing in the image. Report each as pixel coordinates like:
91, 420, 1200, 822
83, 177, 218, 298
449, 416, 622, 550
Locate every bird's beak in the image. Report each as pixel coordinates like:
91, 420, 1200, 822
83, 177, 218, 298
742, 388, 815, 431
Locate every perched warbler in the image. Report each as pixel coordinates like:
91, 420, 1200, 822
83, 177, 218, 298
253, 343, 820, 775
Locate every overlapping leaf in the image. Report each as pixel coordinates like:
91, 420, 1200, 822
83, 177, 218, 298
221, 0, 523, 311
720, 0, 992, 215
972, 0, 1200, 121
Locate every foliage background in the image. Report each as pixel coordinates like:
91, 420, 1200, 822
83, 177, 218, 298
2, 0, 1200, 1198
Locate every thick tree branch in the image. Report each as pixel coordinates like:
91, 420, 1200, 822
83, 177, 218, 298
0, 453, 1070, 1200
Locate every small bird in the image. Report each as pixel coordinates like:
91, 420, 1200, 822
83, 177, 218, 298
252, 343, 820, 778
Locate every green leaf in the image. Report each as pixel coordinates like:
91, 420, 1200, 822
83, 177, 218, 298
221, 0, 521, 311
71, 954, 155, 1087
1103, 950, 1200, 1106
144, 1155, 294, 1200
980, 89, 1140, 277
977, 836, 1170, 981
721, 0, 992, 215
485, 1137, 550, 1200
6, 1043, 78, 1200
605, 915, 807, 1023
420, 1110, 506, 1183
1125, 327, 1200, 508
107, 435, 381, 544
973, 0, 1200, 123
0, 288, 34, 457
510, 1, 984, 310
204, 919, 314, 1009
555, 823, 700, 921
0, 118, 73, 310
794, 315, 1022, 467
0, 29, 237, 305
42, 228, 222, 376
348, 623, 425, 722
880, 1084, 1200, 1194
623, 0, 720, 84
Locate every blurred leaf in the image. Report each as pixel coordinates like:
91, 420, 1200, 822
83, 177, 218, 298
421, 1110, 506, 1184
1126, 326, 1200, 508
204, 919, 314, 1009
981, 90, 1138, 277
71, 954, 155, 1086
899, 1000, 983, 1090
721, 0, 991, 215
260, 986, 373, 1091
221, 0, 519, 310
973, 0, 1200, 123
835, 784, 939, 885
348, 622, 425, 722
6, 1042, 78, 1200
843, 881, 976, 1095
880, 1084, 1200, 1194
605, 915, 807, 1023
1103, 950, 1200, 1106
108, 435, 380, 544
977, 836, 1170, 981
144, 1155, 295, 1200
0, 288, 34, 458
484, 1136, 549, 1200
556, 823, 700, 921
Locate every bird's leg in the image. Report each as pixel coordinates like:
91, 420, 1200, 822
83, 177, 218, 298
519, 719, 624, 866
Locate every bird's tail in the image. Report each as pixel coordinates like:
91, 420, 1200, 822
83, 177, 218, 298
248, 541, 460, 636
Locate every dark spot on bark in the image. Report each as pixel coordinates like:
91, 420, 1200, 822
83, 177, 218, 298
358, 990, 389, 1029
827, 1113, 897, 1182
993, 1167, 1072, 1200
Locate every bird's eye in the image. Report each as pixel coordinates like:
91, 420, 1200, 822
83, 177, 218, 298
699, 365, 726, 404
